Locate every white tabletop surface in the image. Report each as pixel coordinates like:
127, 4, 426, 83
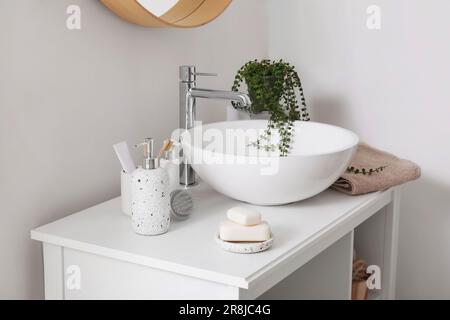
31, 182, 388, 288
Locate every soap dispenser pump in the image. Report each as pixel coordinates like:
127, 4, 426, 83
131, 138, 170, 236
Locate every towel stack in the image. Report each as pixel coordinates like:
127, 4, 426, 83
332, 143, 421, 195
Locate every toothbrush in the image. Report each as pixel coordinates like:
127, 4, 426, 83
113, 141, 137, 174
157, 139, 175, 160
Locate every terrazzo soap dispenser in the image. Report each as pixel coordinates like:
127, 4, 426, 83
131, 138, 171, 236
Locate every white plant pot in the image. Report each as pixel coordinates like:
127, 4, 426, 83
250, 111, 271, 120
226, 105, 270, 121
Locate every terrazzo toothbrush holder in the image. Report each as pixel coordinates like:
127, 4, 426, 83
121, 170, 132, 216
131, 138, 171, 236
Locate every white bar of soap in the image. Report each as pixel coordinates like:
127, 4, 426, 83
227, 206, 262, 226
219, 220, 271, 242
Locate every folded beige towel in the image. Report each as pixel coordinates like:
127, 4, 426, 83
332, 143, 421, 195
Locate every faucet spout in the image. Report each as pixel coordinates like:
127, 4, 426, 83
189, 88, 251, 108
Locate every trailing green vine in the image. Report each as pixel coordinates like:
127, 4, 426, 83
346, 166, 388, 175
231, 59, 309, 156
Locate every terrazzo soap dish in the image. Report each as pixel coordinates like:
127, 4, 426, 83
216, 207, 273, 254
215, 234, 274, 254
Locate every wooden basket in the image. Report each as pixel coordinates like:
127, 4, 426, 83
352, 280, 368, 300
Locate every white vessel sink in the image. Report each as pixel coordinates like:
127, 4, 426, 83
181, 120, 358, 205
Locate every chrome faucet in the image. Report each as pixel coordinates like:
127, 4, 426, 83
179, 65, 251, 186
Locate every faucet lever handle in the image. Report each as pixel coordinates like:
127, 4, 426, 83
179, 66, 217, 82
195, 72, 218, 77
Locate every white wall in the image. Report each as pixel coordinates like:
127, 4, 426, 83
0, 0, 268, 299
268, 0, 450, 299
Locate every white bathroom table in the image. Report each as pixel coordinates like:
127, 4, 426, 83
31, 183, 400, 300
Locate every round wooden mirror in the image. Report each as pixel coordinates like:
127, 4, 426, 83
100, 0, 232, 28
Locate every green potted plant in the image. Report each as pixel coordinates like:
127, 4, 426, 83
231, 59, 310, 156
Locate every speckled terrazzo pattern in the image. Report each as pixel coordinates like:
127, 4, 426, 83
131, 168, 170, 236
216, 234, 273, 254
